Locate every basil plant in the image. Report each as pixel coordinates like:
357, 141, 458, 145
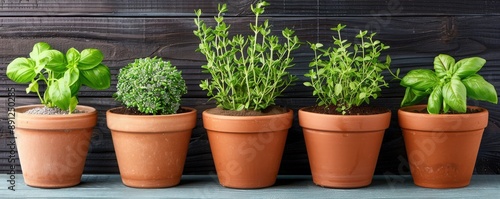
6, 42, 111, 113
400, 54, 497, 114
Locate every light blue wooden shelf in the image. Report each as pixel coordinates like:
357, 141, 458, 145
1, 174, 499, 198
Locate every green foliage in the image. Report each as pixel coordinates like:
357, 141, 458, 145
304, 24, 397, 114
193, 1, 300, 111
400, 54, 498, 114
114, 57, 187, 115
6, 42, 110, 113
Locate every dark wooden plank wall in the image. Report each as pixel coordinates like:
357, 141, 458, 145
1, 0, 500, 175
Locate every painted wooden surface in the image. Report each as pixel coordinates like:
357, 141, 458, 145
1, 0, 500, 176
1, 174, 500, 198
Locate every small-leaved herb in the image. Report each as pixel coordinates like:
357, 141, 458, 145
304, 24, 398, 114
6, 42, 111, 113
193, 1, 300, 111
400, 54, 498, 114
114, 57, 187, 115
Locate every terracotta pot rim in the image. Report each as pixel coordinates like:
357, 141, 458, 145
202, 108, 293, 119
398, 104, 487, 116
107, 106, 196, 118
398, 104, 488, 132
298, 107, 391, 132
14, 104, 96, 117
107, 106, 197, 133
298, 107, 391, 117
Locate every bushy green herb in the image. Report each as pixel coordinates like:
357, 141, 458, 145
114, 57, 187, 115
400, 54, 497, 114
6, 42, 110, 113
304, 24, 397, 114
193, 1, 300, 111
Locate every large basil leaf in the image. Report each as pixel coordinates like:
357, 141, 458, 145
433, 54, 455, 78
6, 58, 37, 83
80, 64, 111, 90
427, 86, 443, 114
453, 57, 485, 79
64, 67, 80, 87
442, 78, 467, 113
29, 42, 51, 61
400, 69, 439, 91
47, 79, 71, 111
78, 49, 104, 70
463, 74, 498, 104
41, 50, 66, 73
401, 87, 429, 107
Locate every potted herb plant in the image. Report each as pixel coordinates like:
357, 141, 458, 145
299, 24, 397, 188
193, 1, 300, 188
6, 42, 110, 188
106, 57, 196, 188
398, 54, 497, 188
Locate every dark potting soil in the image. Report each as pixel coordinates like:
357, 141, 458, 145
302, 105, 389, 115
205, 106, 288, 116
110, 107, 190, 115
24, 107, 86, 115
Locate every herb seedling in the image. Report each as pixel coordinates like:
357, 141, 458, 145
6, 42, 111, 113
304, 24, 398, 114
194, 1, 300, 111
400, 54, 497, 114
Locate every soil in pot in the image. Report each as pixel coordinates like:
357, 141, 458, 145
299, 105, 391, 188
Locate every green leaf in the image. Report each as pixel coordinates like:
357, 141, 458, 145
48, 79, 71, 111
303, 82, 312, 87
80, 64, 111, 90
400, 69, 439, 91
29, 42, 51, 60
6, 58, 37, 83
442, 78, 467, 113
69, 79, 81, 97
78, 48, 104, 70
427, 86, 443, 114
401, 87, 428, 107
334, 83, 342, 96
69, 96, 78, 113
26, 81, 39, 94
463, 74, 498, 104
453, 57, 486, 79
433, 54, 455, 78
41, 49, 66, 73
66, 48, 81, 66
64, 67, 80, 86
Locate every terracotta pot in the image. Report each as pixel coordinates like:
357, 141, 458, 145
14, 104, 97, 188
398, 105, 488, 188
202, 109, 292, 189
106, 107, 196, 188
299, 108, 391, 188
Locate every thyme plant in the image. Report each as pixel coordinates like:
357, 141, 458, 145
304, 24, 398, 114
114, 57, 187, 115
194, 1, 300, 111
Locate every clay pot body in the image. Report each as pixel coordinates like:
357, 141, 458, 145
398, 105, 488, 188
202, 109, 293, 189
299, 108, 391, 188
106, 107, 196, 188
14, 104, 97, 188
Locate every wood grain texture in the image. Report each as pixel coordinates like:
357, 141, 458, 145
1, 1, 500, 175
0, 0, 499, 17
